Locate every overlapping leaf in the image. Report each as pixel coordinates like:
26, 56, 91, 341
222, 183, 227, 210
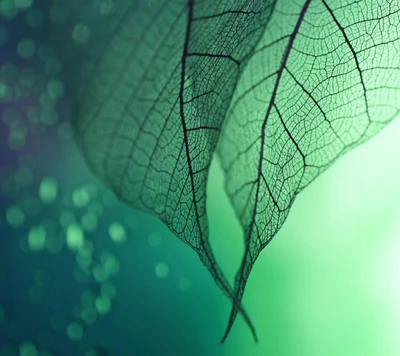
53, 0, 277, 340
218, 0, 400, 340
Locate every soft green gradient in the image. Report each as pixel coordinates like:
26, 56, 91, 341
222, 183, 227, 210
2, 1, 400, 354
208, 119, 400, 355
218, 0, 400, 337
45, 0, 400, 343
56, 1, 275, 336
1, 83, 399, 355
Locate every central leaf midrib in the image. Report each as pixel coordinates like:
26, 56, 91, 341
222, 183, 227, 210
179, 0, 202, 236
249, 0, 313, 247
178, 0, 259, 341
220, 0, 314, 343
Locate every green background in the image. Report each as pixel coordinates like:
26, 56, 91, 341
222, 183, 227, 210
3, 113, 398, 355
207, 116, 400, 355
1, 1, 400, 355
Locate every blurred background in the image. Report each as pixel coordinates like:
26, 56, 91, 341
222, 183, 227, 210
1, 1, 400, 355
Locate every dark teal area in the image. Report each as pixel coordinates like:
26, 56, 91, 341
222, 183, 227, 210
0, 4, 227, 355
0, 111, 226, 356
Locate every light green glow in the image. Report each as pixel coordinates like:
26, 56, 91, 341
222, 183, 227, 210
18, 342, 37, 356
72, 23, 90, 44
66, 322, 83, 341
0, 80, 9, 99
46, 79, 64, 99
6, 205, 25, 227
108, 222, 126, 244
101, 253, 120, 276
72, 188, 90, 207
95, 295, 111, 315
66, 224, 84, 250
92, 265, 107, 283
0, 1, 396, 354
155, 262, 169, 278
39, 177, 58, 204
99, 0, 114, 16
28, 226, 46, 252
0, 0, 17, 20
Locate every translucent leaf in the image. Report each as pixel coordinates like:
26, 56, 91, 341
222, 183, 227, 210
52, 0, 276, 340
218, 0, 400, 341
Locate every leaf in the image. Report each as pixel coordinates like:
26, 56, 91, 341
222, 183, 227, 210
53, 0, 276, 340
218, 0, 400, 341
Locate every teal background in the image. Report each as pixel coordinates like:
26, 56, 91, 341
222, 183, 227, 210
208, 117, 400, 355
1, 112, 400, 355
1, 1, 400, 355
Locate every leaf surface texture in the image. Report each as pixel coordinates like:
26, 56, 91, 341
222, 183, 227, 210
56, 0, 276, 339
218, 0, 400, 340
